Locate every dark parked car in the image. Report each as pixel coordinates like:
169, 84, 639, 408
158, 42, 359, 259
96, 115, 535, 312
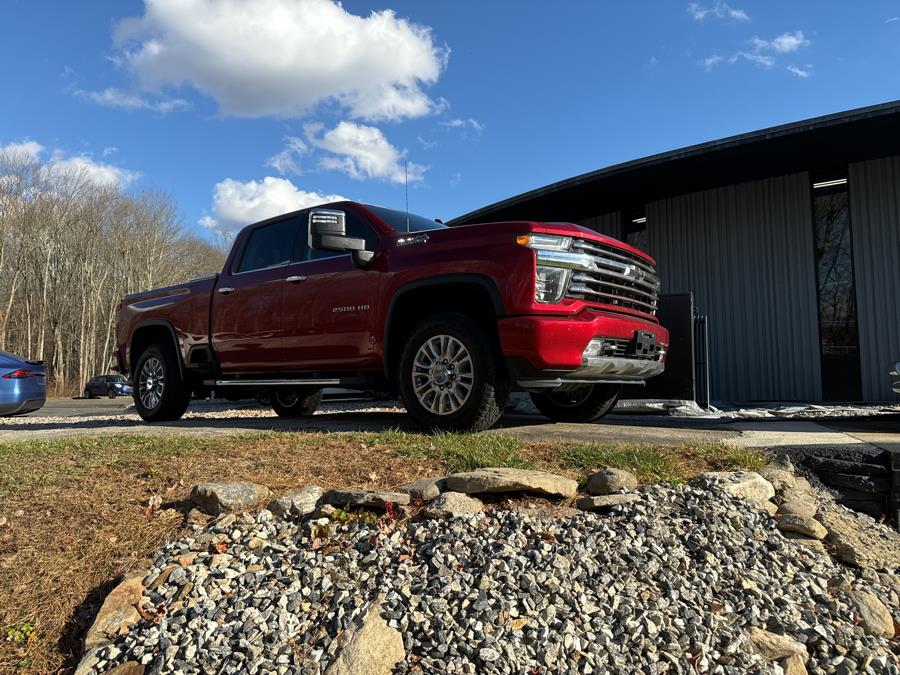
0, 351, 46, 416
891, 361, 900, 394
84, 374, 133, 399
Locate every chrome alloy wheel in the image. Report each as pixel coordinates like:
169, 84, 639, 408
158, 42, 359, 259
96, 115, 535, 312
411, 334, 474, 415
138, 356, 165, 410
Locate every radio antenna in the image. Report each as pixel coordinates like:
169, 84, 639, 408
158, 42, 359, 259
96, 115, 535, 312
404, 159, 410, 232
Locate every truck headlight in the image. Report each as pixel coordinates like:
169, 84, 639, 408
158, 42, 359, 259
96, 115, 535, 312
516, 233, 572, 251
535, 266, 571, 303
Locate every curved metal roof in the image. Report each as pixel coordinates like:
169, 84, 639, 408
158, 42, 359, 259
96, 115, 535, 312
450, 99, 900, 225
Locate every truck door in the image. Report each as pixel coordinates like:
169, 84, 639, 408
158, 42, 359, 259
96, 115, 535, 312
280, 209, 382, 370
211, 216, 298, 372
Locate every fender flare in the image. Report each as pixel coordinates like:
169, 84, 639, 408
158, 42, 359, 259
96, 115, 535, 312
129, 319, 185, 379
382, 273, 505, 382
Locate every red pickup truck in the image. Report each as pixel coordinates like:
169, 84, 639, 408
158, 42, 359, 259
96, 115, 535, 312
115, 202, 668, 431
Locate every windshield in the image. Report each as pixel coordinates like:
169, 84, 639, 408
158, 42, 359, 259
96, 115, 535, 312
364, 204, 447, 234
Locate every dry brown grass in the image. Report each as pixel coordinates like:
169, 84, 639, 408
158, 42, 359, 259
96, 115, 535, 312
0, 431, 767, 673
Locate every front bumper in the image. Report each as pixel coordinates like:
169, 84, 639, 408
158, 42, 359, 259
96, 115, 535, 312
499, 308, 668, 390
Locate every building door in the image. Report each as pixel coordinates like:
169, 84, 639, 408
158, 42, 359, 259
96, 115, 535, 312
811, 177, 862, 401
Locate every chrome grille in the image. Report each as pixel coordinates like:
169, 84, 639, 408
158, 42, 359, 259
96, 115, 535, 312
566, 239, 660, 315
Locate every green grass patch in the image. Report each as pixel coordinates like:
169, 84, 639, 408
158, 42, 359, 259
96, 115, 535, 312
554, 443, 679, 483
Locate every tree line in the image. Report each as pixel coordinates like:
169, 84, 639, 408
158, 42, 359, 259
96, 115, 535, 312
0, 149, 225, 395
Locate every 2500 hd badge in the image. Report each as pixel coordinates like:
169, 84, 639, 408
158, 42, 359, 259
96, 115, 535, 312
332, 304, 370, 313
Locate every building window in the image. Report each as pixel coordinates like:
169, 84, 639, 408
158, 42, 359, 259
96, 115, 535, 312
811, 177, 862, 401
624, 214, 648, 252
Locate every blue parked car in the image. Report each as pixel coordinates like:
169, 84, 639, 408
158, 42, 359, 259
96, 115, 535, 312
84, 374, 133, 399
0, 351, 46, 416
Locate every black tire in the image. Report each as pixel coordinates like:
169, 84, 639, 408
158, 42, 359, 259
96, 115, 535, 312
271, 388, 323, 418
83, 389, 93, 399
107, 389, 117, 399
399, 313, 507, 433
132, 342, 191, 422
530, 385, 621, 423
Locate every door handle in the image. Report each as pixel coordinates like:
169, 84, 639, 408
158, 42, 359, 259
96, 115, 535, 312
286, 275, 308, 284
217, 287, 235, 295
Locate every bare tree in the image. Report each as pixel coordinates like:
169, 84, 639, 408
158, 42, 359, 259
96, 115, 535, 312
0, 150, 226, 395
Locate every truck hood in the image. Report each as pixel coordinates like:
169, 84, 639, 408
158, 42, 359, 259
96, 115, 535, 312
441, 220, 656, 265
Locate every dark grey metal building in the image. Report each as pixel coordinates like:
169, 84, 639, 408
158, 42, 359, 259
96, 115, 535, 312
452, 101, 900, 403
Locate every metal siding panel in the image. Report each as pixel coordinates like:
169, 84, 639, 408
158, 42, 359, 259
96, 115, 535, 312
575, 212, 621, 238
647, 173, 822, 401
849, 157, 900, 401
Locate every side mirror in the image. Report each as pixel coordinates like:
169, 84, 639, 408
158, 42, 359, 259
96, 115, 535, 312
308, 209, 374, 266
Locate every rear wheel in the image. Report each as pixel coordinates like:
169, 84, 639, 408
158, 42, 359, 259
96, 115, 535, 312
530, 385, 620, 423
271, 388, 323, 418
399, 313, 507, 432
83, 389, 93, 399
133, 342, 191, 422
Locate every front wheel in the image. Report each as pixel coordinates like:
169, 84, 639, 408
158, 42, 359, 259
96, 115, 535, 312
271, 388, 323, 418
107, 389, 117, 399
399, 313, 507, 433
132, 342, 191, 422
530, 385, 620, 423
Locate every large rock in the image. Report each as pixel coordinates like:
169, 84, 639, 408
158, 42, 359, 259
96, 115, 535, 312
776, 514, 827, 540
323, 489, 410, 509
83, 572, 147, 651
397, 477, 446, 502
190, 482, 271, 516
817, 507, 900, 569
777, 499, 817, 519
586, 468, 638, 495
268, 485, 323, 520
780, 531, 828, 556
324, 595, 404, 675
446, 468, 577, 499
699, 472, 775, 505
746, 627, 808, 661
421, 492, 483, 518
781, 653, 808, 675
760, 467, 797, 493
845, 590, 895, 638
576, 494, 640, 512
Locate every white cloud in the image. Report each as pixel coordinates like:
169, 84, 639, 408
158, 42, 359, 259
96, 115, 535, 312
688, 2, 749, 21
751, 30, 810, 54
102, 146, 119, 157
737, 51, 776, 68
0, 140, 45, 160
50, 155, 141, 187
305, 121, 426, 183
74, 87, 190, 113
887, 16, 900, 23
113, 0, 447, 121
440, 118, 484, 133
199, 176, 346, 234
0, 141, 139, 188
265, 136, 308, 176
786, 64, 812, 78
702, 54, 724, 71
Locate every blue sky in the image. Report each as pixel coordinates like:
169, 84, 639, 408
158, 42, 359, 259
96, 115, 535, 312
2, 0, 899, 239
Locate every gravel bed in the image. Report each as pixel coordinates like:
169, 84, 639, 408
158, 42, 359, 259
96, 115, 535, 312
92, 484, 898, 674
0, 401, 406, 427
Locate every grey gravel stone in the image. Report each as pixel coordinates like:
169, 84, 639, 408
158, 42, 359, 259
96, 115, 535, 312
323, 489, 411, 508
420, 492, 482, 519
445, 467, 577, 499
189, 482, 271, 516
268, 485, 323, 520
575, 493, 640, 512
396, 477, 446, 502
698, 471, 775, 505
585, 468, 638, 495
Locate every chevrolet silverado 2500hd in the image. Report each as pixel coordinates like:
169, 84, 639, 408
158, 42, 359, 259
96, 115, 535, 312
116, 202, 668, 432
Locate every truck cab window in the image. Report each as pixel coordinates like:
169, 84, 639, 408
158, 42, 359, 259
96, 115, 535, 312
235, 218, 298, 273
